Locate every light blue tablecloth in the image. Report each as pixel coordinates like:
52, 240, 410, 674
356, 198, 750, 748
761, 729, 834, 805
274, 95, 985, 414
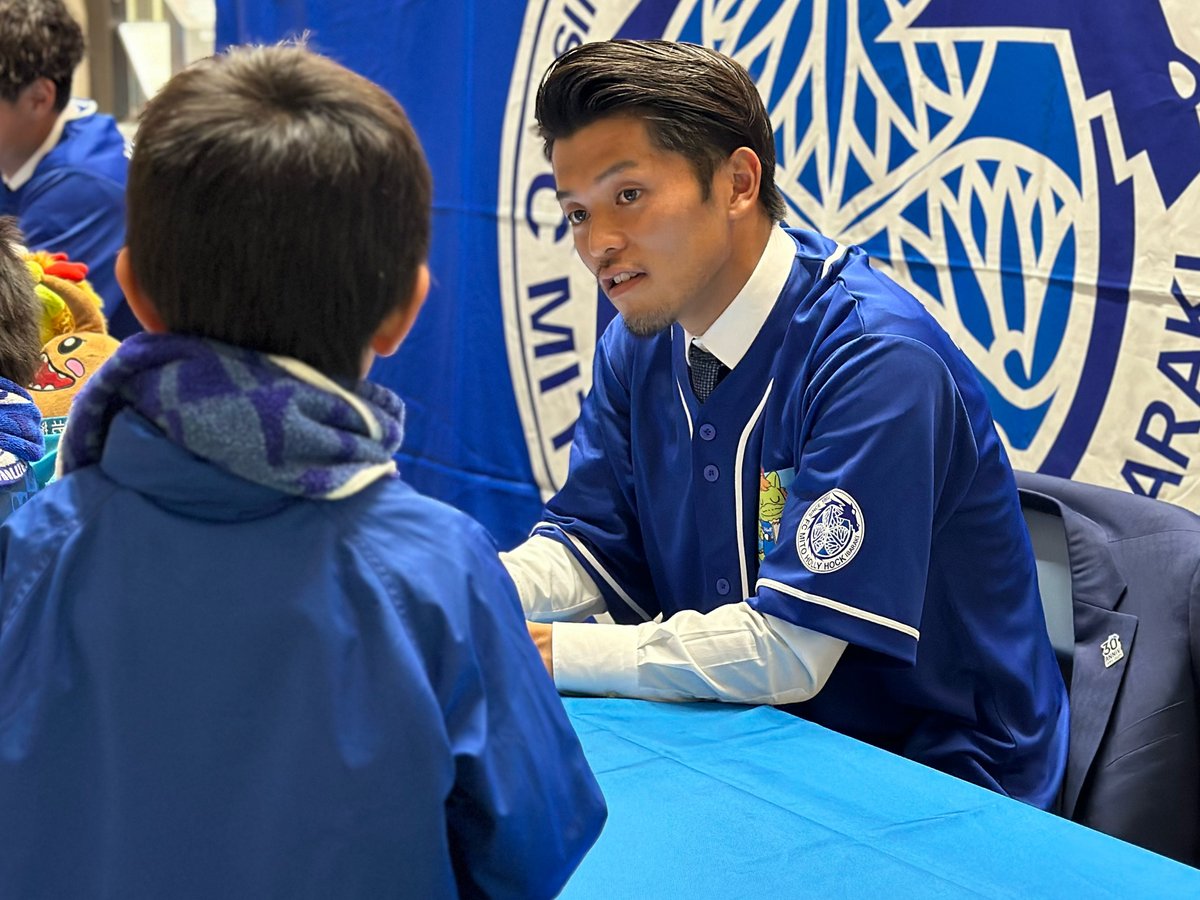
563, 697, 1200, 898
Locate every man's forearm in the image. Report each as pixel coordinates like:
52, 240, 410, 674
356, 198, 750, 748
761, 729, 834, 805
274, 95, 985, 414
551, 601, 846, 705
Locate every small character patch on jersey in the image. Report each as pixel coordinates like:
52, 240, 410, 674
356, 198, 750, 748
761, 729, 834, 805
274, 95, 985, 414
758, 467, 794, 561
796, 488, 864, 573
1101, 633, 1125, 668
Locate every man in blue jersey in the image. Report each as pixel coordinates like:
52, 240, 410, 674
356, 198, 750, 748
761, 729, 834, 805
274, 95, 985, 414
0, 0, 132, 336
503, 39, 1069, 809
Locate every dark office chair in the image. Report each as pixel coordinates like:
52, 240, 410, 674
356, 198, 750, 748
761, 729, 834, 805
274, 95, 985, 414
1016, 470, 1200, 867
1021, 500, 1075, 684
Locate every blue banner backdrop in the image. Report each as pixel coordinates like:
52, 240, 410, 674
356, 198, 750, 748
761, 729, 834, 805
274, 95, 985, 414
216, 1, 1200, 547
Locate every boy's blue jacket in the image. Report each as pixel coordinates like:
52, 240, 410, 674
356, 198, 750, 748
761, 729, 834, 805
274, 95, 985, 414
0, 410, 605, 898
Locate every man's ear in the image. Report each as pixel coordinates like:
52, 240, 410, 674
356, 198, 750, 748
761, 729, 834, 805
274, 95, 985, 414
370, 263, 431, 358
115, 247, 168, 333
725, 147, 764, 220
21, 78, 58, 118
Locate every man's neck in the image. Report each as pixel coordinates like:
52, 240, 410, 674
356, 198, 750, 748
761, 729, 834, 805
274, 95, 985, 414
2, 107, 67, 186
679, 215, 776, 336
0, 139, 37, 182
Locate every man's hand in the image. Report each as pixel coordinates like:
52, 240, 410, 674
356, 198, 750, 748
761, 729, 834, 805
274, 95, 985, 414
527, 621, 553, 678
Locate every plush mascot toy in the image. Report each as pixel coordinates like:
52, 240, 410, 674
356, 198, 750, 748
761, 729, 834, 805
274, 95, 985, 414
25, 251, 121, 485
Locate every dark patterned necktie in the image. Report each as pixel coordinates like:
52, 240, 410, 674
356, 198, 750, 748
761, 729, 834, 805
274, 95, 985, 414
688, 341, 728, 403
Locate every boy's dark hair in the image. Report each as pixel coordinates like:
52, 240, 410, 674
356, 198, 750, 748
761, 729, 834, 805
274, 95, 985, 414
0, 217, 43, 387
0, 0, 85, 112
535, 39, 786, 222
127, 44, 432, 380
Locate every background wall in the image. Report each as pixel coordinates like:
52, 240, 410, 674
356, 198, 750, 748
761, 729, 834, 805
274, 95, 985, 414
65, 0, 90, 97
215, 0, 1200, 548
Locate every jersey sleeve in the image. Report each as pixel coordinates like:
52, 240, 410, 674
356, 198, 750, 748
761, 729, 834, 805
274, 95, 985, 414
442, 524, 607, 898
751, 330, 977, 665
535, 327, 657, 623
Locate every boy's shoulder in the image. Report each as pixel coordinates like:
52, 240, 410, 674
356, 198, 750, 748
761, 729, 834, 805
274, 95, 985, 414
0, 463, 40, 525
316, 477, 521, 631
0, 468, 513, 629
338, 476, 500, 569
0, 467, 112, 623
2, 464, 108, 532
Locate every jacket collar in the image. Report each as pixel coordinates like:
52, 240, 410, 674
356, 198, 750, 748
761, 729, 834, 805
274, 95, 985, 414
1018, 484, 1133, 818
99, 409, 299, 522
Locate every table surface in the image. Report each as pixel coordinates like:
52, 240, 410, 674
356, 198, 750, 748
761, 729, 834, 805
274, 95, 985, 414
561, 697, 1200, 899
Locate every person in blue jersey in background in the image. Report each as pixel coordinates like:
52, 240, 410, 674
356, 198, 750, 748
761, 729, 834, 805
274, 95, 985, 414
0, 44, 605, 899
0, 0, 133, 337
503, 39, 1069, 810
0, 217, 44, 521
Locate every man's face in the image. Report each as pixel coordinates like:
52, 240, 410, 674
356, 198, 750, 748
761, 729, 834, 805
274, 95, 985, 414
0, 97, 29, 178
551, 115, 737, 336
0, 84, 51, 180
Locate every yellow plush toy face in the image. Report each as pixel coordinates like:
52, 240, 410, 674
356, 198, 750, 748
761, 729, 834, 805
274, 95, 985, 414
29, 331, 122, 418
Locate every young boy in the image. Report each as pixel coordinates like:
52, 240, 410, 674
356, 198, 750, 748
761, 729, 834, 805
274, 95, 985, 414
0, 217, 44, 520
0, 45, 605, 898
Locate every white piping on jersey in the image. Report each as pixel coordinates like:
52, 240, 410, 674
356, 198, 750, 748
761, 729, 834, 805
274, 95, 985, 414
819, 243, 849, 280
533, 522, 653, 622
755, 577, 921, 641
673, 327, 694, 437
675, 377, 694, 437
734, 380, 774, 600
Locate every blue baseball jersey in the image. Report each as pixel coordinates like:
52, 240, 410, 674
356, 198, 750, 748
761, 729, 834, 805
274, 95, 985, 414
0, 106, 133, 336
538, 227, 1068, 808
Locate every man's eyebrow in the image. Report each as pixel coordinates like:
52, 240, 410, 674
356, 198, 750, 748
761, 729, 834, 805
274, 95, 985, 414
555, 160, 638, 200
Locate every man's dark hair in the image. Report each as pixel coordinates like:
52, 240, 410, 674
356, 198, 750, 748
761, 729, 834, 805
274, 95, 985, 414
0, 0, 85, 112
0, 217, 43, 387
126, 44, 432, 379
535, 39, 786, 222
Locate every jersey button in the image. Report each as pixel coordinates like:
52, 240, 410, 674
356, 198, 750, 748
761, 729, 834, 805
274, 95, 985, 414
703, 464, 719, 482
699, 423, 716, 441
715, 577, 731, 596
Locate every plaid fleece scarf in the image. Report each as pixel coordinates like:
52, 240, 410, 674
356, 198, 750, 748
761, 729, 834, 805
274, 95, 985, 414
62, 334, 404, 499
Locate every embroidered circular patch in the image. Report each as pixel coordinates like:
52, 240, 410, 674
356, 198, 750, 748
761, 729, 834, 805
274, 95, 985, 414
796, 489, 865, 573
